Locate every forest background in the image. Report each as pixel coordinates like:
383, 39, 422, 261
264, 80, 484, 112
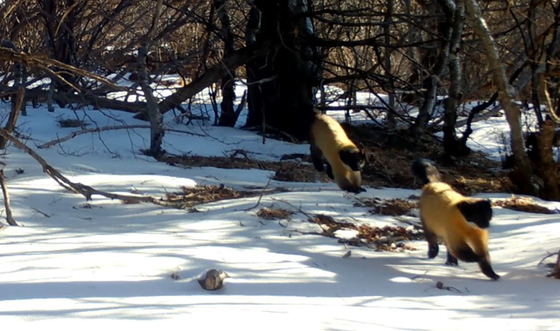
1, 0, 560, 199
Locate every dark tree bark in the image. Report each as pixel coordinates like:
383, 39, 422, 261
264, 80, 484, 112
411, 2, 452, 137
383, 0, 396, 129
0, 169, 17, 226
215, 0, 238, 127
530, 2, 560, 201
0, 87, 24, 150
0, 40, 25, 150
244, 0, 318, 141
534, 119, 560, 200
40, 0, 82, 106
548, 250, 560, 279
442, 0, 470, 157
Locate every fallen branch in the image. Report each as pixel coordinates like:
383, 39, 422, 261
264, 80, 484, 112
0, 128, 172, 205
434, 281, 462, 293
244, 177, 273, 211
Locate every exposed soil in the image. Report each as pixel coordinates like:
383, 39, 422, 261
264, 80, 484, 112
342, 123, 513, 195
161, 124, 513, 196
159, 123, 556, 217
493, 196, 556, 214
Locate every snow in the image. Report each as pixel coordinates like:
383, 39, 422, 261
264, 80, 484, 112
0, 97, 559, 330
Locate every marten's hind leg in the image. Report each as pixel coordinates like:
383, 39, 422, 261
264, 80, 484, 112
450, 243, 500, 280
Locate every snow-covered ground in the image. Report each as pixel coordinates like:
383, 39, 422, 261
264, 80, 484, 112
0, 97, 559, 330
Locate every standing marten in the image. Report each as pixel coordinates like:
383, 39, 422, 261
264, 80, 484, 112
412, 158, 500, 280
309, 113, 366, 193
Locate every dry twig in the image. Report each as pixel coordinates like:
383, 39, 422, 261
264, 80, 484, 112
0, 169, 18, 226
546, 250, 560, 279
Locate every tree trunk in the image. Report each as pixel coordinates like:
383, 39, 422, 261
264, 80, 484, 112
383, 0, 396, 129
535, 119, 560, 200
0, 170, 18, 226
215, 0, 238, 127
0, 40, 24, 150
138, 0, 165, 158
442, 0, 470, 156
464, 0, 536, 195
41, 0, 80, 106
245, 5, 262, 130
411, 3, 451, 136
244, 0, 318, 141
548, 250, 560, 279
0, 87, 24, 150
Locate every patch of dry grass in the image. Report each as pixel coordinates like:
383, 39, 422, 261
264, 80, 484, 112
256, 207, 294, 220
308, 214, 422, 252
493, 196, 556, 214
355, 197, 418, 216
165, 184, 259, 208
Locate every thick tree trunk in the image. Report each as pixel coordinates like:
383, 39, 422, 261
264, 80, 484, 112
465, 0, 536, 195
535, 119, 560, 200
138, 43, 165, 158
244, 0, 317, 141
138, 0, 165, 158
245, 5, 262, 130
215, 0, 238, 127
411, 3, 451, 136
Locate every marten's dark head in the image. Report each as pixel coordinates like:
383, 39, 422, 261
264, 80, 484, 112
412, 158, 442, 185
456, 199, 493, 229
339, 143, 366, 172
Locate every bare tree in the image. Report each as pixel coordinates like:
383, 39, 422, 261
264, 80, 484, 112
411, 2, 452, 136
215, 0, 239, 127
442, 0, 468, 156
465, 0, 535, 195
244, 0, 318, 140
137, 0, 165, 158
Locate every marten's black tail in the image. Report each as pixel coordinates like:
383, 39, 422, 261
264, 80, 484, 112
412, 158, 442, 185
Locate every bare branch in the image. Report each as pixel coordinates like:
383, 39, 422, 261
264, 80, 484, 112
0, 169, 18, 226
0, 127, 164, 204
36, 124, 208, 149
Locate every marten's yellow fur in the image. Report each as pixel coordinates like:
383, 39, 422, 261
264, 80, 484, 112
310, 113, 365, 193
413, 158, 499, 280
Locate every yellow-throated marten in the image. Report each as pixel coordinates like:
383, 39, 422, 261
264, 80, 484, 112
412, 158, 499, 280
310, 113, 366, 193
